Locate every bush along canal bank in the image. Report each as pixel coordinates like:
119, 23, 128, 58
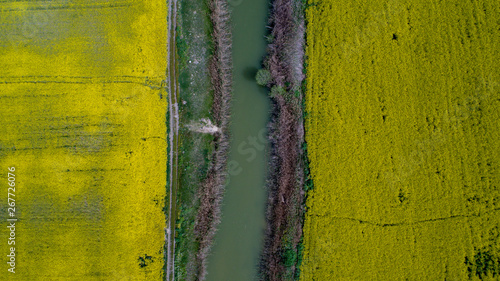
257, 0, 311, 280
173, 0, 232, 280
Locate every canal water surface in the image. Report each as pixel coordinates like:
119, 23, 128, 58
206, 0, 270, 280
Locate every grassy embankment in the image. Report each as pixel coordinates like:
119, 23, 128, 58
174, 0, 232, 280
301, 0, 500, 280
257, 0, 310, 280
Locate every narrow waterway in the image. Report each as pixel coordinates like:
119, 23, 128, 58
206, 0, 270, 280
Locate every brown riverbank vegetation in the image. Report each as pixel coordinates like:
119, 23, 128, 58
259, 0, 308, 280
192, 0, 233, 280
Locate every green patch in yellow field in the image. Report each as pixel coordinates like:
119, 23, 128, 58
0, 0, 167, 280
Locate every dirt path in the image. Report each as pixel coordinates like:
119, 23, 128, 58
166, 0, 179, 280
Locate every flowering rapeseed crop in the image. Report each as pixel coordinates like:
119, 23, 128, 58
302, 0, 500, 280
0, 1, 167, 280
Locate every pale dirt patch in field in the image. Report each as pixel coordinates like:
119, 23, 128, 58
187, 118, 221, 135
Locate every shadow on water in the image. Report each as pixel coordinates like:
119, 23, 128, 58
243, 66, 259, 82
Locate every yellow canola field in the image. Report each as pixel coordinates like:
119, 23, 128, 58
302, 0, 499, 280
0, 1, 167, 280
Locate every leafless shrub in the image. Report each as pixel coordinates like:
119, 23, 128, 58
191, 0, 233, 280
259, 0, 307, 280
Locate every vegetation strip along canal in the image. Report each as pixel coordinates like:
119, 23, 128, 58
166, 0, 179, 280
